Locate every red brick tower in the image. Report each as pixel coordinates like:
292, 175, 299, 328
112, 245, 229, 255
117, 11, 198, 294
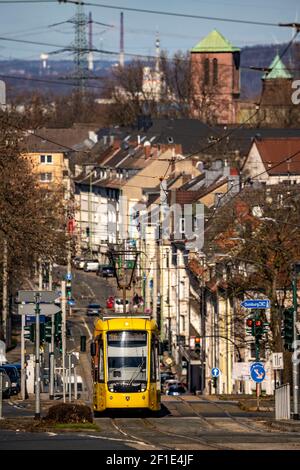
190, 29, 240, 124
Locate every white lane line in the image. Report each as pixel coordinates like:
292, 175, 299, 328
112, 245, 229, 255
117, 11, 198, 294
82, 317, 93, 340
83, 281, 96, 298
78, 433, 155, 447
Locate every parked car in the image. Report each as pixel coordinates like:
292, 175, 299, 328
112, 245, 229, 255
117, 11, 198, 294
2, 364, 20, 395
78, 259, 88, 269
165, 384, 187, 396
87, 303, 102, 316
84, 260, 99, 272
162, 379, 181, 394
0, 367, 12, 398
97, 265, 115, 278
114, 298, 130, 313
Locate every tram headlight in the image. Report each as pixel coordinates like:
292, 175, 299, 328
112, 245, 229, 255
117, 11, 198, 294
108, 385, 114, 392
140, 385, 146, 392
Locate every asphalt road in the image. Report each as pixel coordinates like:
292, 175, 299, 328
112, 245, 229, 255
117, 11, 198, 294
0, 429, 132, 450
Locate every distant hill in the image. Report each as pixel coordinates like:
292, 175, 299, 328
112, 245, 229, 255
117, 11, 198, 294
0, 41, 299, 99
240, 41, 300, 99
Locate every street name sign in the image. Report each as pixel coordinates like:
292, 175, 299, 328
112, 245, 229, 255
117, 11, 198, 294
18, 304, 61, 316
241, 299, 270, 309
211, 367, 220, 378
17, 290, 60, 304
272, 353, 284, 370
250, 363, 266, 383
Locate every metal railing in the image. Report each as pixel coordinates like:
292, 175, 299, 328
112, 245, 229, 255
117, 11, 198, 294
275, 383, 290, 420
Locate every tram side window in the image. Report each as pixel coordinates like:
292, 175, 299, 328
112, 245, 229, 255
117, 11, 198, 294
98, 339, 104, 382
150, 339, 158, 382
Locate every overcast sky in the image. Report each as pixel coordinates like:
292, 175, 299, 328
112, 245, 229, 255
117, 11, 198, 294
0, 0, 299, 61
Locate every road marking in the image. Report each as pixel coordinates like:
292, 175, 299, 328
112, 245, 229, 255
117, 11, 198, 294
79, 433, 155, 447
82, 317, 93, 340
47, 432, 57, 437
83, 281, 96, 299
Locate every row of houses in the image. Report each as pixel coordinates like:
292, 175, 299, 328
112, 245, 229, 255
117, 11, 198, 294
21, 117, 300, 394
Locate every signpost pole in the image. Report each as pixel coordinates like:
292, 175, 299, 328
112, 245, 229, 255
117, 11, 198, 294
0, 370, 3, 420
255, 333, 260, 411
49, 314, 55, 400
61, 281, 66, 403
21, 314, 26, 400
292, 276, 299, 419
34, 293, 41, 419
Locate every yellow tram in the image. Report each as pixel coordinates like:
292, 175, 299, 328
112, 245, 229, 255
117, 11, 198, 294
91, 313, 161, 414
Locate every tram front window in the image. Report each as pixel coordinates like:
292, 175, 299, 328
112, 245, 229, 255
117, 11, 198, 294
107, 331, 147, 392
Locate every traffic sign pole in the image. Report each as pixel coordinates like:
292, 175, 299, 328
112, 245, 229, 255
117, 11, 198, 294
49, 313, 55, 400
61, 281, 66, 404
34, 294, 41, 420
292, 277, 299, 420
21, 314, 26, 401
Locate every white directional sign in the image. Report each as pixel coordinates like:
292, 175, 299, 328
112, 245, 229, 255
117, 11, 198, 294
0, 340, 6, 365
17, 290, 60, 304
18, 303, 61, 316
272, 353, 284, 370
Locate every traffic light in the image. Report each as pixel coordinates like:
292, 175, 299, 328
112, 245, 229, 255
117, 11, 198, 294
246, 318, 255, 336
24, 324, 35, 342
86, 226, 90, 237
283, 307, 294, 351
195, 337, 201, 357
80, 335, 86, 352
212, 377, 217, 388
254, 319, 263, 338
54, 312, 62, 340
66, 281, 72, 301
44, 318, 52, 343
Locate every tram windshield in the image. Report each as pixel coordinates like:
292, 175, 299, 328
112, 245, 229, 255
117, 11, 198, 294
107, 331, 147, 390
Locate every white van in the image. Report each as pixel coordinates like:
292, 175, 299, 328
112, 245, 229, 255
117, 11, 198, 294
84, 260, 99, 272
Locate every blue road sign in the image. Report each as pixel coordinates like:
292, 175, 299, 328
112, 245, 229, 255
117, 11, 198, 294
241, 299, 270, 309
211, 367, 220, 378
250, 362, 264, 372
68, 299, 75, 306
65, 273, 72, 281
250, 364, 266, 383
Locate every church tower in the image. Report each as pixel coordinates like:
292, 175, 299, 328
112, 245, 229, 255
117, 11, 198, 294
190, 29, 240, 124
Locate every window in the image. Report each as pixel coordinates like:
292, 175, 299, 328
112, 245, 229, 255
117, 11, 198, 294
40, 155, 52, 164
213, 58, 218, 85
150, 338, 158, 382
40, 173, 52, 182
98, 339, 104, 382
204, 58, 210, 85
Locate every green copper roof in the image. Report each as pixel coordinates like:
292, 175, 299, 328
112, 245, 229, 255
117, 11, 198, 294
262, 54, 293, 79
191, 29, 240, 53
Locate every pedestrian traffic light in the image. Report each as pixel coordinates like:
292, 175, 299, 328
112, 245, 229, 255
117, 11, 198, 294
44, 318, 52, 343
246, 318, 255, 335
24, 324, 35, 342
86, 226, 90, 237
283, 307, 294, 351
212, 377, 217, 389
195, 337, 201, 357
40, 323, 45, 343
66, 281, 72, 300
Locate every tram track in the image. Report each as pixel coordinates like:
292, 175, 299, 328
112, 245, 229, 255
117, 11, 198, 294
175, 397, 268, 434
108, 416, 234, 450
